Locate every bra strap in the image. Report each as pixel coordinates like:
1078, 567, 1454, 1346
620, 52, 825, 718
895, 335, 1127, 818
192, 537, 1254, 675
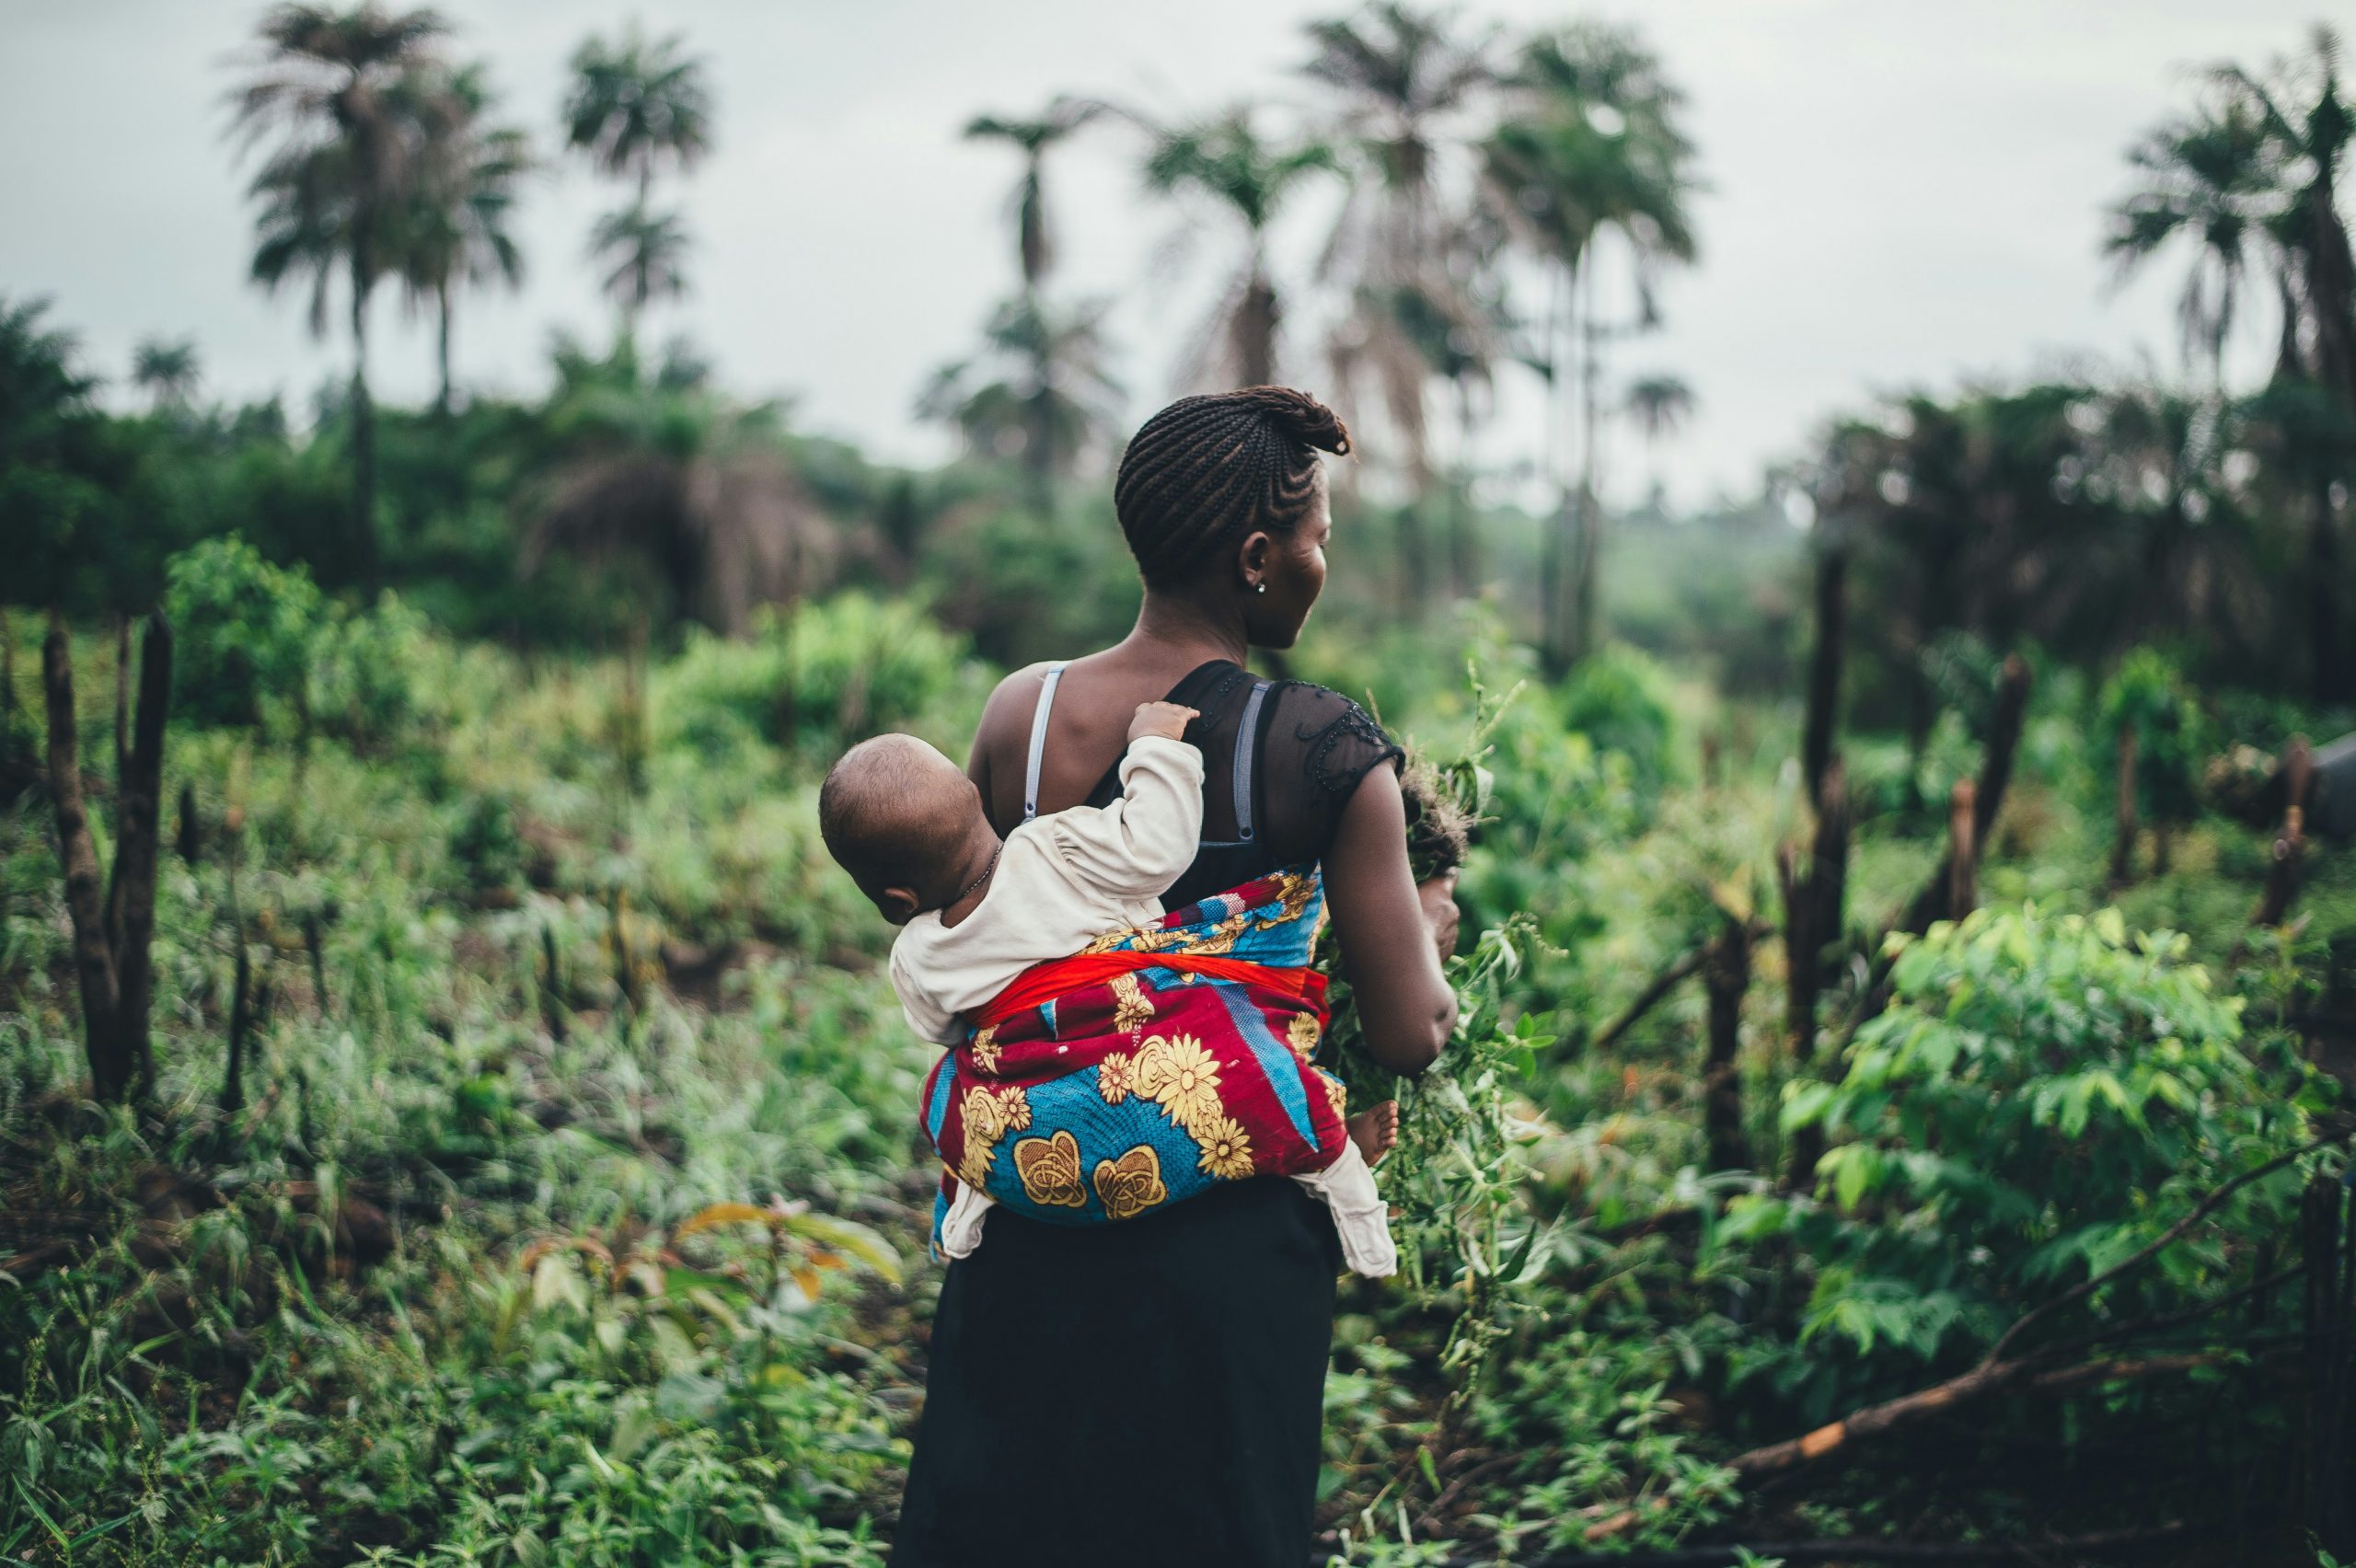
1021, 663, 1067, 824
1231, 679, 1272, 842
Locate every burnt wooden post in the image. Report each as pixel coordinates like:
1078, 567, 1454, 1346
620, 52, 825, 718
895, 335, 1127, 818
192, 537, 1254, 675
1784, 759, 1849, 1188
2254, 736, 2315, 929
1900, 656, 2029, 935
2302, 1172, 2354, 1555
176, 780, 202, 865
539, 921, 569, 1043
1946, 780, 1979, 917
112, 615, 130, 788
222, 939, 253, 1115
42, 611, 172, 1103
2110, 725, 2140, 889
1801, 548, 1847, 806
1703, 915, 1752, 1174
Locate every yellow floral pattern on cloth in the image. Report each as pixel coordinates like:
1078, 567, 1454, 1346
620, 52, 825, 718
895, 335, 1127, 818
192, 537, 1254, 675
1012, 1130, 1087, 1208
1093, 1032, 1268, 1179
1315, 1067, 1348, 1124
1108, 972, 1154, 1035
955, 1083, 1031, 1189
1193, 1113, 1255, 1180
968, 1024, 1001, 1073
1126, 1033, 1224, 1134
1092, 1145, 1168, 1220
1286, 1010, 1322, 1061
1253, 869, 1319, 933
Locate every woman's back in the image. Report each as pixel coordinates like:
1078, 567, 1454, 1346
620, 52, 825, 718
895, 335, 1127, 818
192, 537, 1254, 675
972, 655, 1403, 904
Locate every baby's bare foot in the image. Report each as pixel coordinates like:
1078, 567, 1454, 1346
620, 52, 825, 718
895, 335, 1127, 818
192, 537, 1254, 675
1345, 1101, 1399, 1167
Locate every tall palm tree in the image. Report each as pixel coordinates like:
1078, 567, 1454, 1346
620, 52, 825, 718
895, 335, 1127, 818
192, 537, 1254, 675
2105, 100, 2275, 386
591, 204, 692, 319
231, 3, 451, 586
131, 337, 202, 411
564, 27, 710, 335
562, 26, 712, 207
964, 97, 1107, 295
398, 62, 530, 415
918, 295, 1123, 483
1623, 371, 1692, 510
1301, 4, 1494, 490
1484, 22, 1697, 671
2217, 29, 2355, 404
2127, 28, 2356, 700
1143, 107, 1340, 390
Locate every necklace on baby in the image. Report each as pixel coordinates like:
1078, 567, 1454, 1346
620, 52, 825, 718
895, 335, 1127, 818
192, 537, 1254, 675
952, 843, 1002, 906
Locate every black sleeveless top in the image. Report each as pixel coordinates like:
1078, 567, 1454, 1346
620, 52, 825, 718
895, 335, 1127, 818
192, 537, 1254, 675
1075, 659, 1404, 906
889, 663, 1401, 1568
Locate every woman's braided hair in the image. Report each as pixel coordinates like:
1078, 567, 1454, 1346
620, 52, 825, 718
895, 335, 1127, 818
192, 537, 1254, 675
1113, 386, 1351, 586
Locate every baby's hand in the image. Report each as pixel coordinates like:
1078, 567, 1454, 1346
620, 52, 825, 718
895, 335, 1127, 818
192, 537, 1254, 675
1128, 701, 1199, 744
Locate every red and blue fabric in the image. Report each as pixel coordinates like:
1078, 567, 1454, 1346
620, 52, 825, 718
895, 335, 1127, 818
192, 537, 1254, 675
917, 866, 1350, 1251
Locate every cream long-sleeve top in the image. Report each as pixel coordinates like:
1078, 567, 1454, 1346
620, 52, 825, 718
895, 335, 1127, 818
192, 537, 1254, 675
886, 733, 1205, 1045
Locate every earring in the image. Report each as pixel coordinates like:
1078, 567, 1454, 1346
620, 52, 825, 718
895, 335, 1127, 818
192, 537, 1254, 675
1255, 582, 1267, 594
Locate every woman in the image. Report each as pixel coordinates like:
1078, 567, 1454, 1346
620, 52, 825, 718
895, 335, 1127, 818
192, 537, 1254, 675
890, 386, 1460, 1568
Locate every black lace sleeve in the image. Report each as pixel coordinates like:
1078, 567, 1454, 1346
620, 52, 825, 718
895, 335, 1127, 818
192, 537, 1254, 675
1259, 681, 1405, 860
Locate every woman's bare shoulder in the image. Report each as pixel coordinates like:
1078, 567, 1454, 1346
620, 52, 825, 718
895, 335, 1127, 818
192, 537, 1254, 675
974, 662, 1059, 744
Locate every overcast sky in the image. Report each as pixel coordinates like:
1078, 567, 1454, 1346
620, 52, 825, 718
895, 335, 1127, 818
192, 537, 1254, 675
0, 1, 2328, 511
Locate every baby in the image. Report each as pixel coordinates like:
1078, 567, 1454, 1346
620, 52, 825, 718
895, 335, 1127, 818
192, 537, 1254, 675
819, 699, 1397, 1274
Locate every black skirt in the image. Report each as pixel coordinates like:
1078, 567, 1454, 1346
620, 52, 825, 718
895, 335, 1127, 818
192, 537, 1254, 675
889, 1176, 1343, 1568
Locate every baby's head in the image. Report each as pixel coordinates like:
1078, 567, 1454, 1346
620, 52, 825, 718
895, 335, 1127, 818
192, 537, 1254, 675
819, 733, 990, 926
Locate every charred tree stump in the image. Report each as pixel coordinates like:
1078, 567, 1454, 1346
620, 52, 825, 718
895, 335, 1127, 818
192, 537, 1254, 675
1703, 916, 1752, 1174
1785, 758, 1850, 1188
112, 615, 130, 788
2109, 726, 2140, 889
539, 921, 568, 1043
1900, 656, 2028, 937
2302, 1172, 2354, 1555
1946, 780, 1978, 918
1801, 548, 1846, 807
223, 938, 253, 1115
176, 779, 201, 865
42, 612, 173, 1104
2255, 736, 2316, 930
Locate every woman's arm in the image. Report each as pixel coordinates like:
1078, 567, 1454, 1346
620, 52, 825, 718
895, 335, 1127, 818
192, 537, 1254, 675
1322, 765, 1457, 1076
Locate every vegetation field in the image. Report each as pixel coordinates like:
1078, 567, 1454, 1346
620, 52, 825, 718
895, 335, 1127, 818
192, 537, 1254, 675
6, 5, 2356, 1565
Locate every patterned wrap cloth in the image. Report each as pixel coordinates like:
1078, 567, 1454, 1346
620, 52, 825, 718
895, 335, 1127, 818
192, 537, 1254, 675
918, 865, 1351, 1249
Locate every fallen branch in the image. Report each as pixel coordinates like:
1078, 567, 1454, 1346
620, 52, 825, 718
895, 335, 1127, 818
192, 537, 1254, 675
1989, 1131, 2341, 1364
1733, 1131, 2348, 1483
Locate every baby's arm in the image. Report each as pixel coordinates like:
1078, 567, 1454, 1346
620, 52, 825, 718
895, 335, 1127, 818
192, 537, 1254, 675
1047, 702, 1206, 901
888, 941, 971, 1046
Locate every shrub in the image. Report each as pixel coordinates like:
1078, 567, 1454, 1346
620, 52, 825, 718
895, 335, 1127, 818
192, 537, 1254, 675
1761, 905, 2317, 1411
655, 592, 981, 763
1556, 644, 1679, 790
162, 535, 324, 730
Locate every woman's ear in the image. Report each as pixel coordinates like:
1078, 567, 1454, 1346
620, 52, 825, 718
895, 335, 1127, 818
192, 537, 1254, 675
1237, 529, 1273, 592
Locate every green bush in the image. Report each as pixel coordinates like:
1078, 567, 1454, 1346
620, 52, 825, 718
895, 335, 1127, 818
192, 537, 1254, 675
162, 534, 325, 730
1556, 644, 1679, 791
655, 592, 981, 763
1761, 905, 2318, 1410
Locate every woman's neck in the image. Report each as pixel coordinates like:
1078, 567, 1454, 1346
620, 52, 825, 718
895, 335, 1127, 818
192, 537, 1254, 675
1122, 586, 1249, 669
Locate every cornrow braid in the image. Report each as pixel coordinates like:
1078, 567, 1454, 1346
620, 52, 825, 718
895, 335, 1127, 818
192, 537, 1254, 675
1114, 386, 1351, 586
